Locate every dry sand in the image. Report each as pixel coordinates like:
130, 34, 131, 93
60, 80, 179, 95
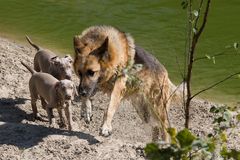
0, 37, 239, 159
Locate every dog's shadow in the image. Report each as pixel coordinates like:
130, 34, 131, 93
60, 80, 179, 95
0, 97, 99, 149
0, 97, 29, 123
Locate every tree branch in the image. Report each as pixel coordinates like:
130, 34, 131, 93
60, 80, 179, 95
191, 72, 240, 99
194, 0, 204, 29
184, 0, 212, 128
195, 0, 211, 42
194, 46, 236, 62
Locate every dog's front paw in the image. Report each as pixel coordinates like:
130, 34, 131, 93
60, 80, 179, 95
100, 123, 112, 137
81, 110, 92, 124
84, 112, 93, 124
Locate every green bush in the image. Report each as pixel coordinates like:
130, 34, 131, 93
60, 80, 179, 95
145, 105, 240, 160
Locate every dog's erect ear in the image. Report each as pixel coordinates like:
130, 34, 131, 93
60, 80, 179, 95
64, 55, 73, 63
50, 56, 61, 65
74, 36, 84, 55
90, 37, 109, 60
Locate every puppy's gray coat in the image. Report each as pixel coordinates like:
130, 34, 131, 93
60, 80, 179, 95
21, 61, 75, 130
26, 36, 73, 80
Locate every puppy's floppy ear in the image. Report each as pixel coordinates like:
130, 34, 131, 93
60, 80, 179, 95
90, 37, 109, 60
55, 81, 61, 90
64, 55, 73, 63
50, 56, 61, 65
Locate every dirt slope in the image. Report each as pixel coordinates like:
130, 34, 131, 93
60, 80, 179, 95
0, 37, 239, 160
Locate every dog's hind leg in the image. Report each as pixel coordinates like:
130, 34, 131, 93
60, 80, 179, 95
40, 96, 47, 110
29, 87, 40, 120
101, 76, 127, 137
30, 97, 38, 120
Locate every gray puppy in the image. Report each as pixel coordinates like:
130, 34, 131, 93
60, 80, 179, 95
26, 36, 73, 80
21, 61, 75, 131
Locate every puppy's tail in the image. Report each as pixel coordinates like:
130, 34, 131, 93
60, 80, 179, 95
168, 79, 186, 106
25, 35, 40, 51
21, 61, 36, 74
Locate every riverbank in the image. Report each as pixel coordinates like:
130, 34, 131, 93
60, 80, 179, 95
0, 37, 239, 159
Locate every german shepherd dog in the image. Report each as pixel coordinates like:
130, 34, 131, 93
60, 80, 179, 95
73, 25, 176, 142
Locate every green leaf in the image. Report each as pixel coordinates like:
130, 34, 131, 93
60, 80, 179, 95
210, 106, 218, 113
207, 142, 216, 153
220, 145, 229, 158
221, 146, 240, 159
205, 54, 211, 60
223, 110, 231, 122
193, 28, 197, 34
176, 129, 196, 148
168, 128, 177, 145
228, 149, 240, 159
192, 10, 199, 17
237, 74, 240, 79
220, 132, 227, 143
234, 42, 239, 49
192, 139, 207, 149
236, 114, 240, 121
212, 56, 216, 64
145, 143, 179, 160
168, 128, 177, 137
145, 143, 159, 154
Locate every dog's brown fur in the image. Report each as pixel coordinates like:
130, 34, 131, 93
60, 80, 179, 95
73, 25, 174, 142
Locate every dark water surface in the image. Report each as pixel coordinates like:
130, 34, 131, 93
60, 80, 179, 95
0, 0, 239, 104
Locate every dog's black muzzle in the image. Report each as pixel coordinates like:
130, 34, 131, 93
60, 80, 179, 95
78, 85, 97, 98
78, 86, 88, 97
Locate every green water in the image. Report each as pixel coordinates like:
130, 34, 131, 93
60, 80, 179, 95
0, 0, 239, 104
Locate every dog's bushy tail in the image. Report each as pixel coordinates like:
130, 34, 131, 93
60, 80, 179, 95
21, 61, 36, 74
168, 79, 186, 106
25, 35, 40, 51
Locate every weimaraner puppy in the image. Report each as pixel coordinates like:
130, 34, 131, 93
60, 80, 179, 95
26, 36, 73, 80
21, 61, 75, 131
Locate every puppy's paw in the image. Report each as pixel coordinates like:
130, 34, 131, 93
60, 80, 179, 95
100, 123, 112, 137
58, 121, 66, 128
31, 113, 41, 121
67, 125, 72, 131
48, 118, 57, 128
48, 123, 54, 128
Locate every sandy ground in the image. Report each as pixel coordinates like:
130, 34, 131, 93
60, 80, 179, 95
0, 37, 239, 160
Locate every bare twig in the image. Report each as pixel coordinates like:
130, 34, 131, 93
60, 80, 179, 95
191, 72, 240, 99
195, 0, 211, 41
166, 81, 185, 103
176, 56, 184, 79
194, 0, 204, 29
194, 46, 236, 62
185, 0, 211, 128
